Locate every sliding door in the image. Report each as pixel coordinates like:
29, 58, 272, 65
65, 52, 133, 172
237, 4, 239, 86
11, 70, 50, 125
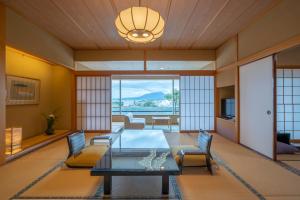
277, 68, 300, 140
180, 76, 214, 131
76, 76, 111, 131
240, 56, 274, 159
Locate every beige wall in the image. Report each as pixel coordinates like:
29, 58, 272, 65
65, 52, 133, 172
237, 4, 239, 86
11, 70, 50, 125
216, 67, 236, 88
51, 65, 72, 130
0, 4, 6, 164
5, 48, 72, 139
6, 8, 74, 68
216, 37, 237, 68
277, 45, 300, 66
238, 0, 300, 59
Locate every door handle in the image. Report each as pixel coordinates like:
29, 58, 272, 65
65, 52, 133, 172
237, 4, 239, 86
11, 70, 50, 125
266, 110, 271, 115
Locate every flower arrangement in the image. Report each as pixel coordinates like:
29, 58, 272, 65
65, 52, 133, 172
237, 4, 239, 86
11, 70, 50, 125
43, 109, 59, 135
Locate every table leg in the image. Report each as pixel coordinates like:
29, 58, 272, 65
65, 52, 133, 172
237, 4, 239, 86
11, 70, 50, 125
162, 175, 169, 194
104, 175, 112, 195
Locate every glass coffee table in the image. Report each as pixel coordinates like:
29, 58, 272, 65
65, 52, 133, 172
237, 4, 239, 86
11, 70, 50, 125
90, 130, 180, 195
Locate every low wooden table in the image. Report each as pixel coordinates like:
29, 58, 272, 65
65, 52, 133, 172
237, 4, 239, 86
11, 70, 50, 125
152, 116, 171, 130
91, 130, 180, 195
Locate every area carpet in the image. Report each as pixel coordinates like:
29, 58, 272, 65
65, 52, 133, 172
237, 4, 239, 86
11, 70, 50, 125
12, 162, 182, 200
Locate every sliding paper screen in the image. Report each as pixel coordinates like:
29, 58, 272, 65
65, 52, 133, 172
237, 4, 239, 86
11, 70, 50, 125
180, 76, 214, 131
76, 76, 111, 131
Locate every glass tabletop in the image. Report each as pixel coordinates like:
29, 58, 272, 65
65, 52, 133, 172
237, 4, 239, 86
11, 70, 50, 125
91, 130, 179, 175
111, 129, 170, 149
92, 148, 179, 174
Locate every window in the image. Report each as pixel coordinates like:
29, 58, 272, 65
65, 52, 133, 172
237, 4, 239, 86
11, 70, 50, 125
277, 69, 300, 139
112, 79, 179, 115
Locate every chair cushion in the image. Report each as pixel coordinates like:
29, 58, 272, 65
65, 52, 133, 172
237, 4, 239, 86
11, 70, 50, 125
65, 145, 108, 168
171, 145, 199, 156
126, 113, 133, 120
174, 154, 207, 166
277, 141, 299, 154
172, 145, 214, 167
131, 118, 146, 124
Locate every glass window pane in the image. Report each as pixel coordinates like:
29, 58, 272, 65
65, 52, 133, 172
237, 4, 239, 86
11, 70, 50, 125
277, 78, 283, 86
284, 69, 292, 77
293, 131, 300, 139
294, 113, 300, 121
285, 113, 293, 121
293, 69, 300, 77
277, 87, 283, 95
284, 87, 292, 95
277, 95, 283, 104
285, 122, 293, 130
277, 122, 284, 131
293, 96, 300, 104
294, 105, 300, 112
284, 78, 292, 86
294, 122, 300, 130
293, 78, 300, 86
284, 96, 292, 104
277, 105, 284, 113
277, 69, 283, 77
285, 105, 293, 112
277, 113, 284, 121
293, 87, 300, 95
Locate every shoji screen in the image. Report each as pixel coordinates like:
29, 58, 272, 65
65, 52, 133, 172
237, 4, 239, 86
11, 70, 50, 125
277, 69, 300, 139
76, 76, 111, 131
180, 76, 214, 131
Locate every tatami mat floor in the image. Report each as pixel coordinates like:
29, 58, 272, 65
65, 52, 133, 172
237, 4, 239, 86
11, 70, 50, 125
0, 132, 299, 200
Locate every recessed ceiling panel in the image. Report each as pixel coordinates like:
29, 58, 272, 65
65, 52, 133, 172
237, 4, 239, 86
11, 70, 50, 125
2, 0, 276, 50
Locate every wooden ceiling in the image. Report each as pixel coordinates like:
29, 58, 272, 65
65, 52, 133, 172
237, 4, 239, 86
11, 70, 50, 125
2, 0, 277, 50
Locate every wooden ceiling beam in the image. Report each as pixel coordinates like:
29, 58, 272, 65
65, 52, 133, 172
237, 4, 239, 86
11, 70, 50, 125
74, 49, 216, 61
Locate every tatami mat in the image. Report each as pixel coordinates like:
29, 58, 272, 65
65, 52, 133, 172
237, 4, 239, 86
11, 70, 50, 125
0, 131, 300, 200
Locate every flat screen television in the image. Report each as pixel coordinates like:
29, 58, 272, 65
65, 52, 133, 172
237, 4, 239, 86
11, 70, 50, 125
221, 98, 235, 119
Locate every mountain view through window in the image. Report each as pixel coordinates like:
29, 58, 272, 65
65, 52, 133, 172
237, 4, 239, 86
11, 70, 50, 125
112, 79, 179, 115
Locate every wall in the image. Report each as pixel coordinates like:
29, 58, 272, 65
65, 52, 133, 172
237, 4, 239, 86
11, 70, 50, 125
51, 65, 72, 130
216, 37, 237, 68
239, 0, 300, 60
215, 0, 300, 145
6, 8, 74, 69
277, 45, 300, 66
5, 47, 72, 139
216, 67, 236, 88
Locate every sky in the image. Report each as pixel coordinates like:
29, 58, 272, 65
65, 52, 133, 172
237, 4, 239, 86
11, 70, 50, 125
112, 80, 179, 98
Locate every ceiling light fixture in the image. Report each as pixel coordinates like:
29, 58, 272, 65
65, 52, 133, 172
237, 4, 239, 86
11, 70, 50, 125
115, 1, 165, 43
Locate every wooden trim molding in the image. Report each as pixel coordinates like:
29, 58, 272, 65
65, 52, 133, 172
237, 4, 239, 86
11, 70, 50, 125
5, 130, 74, 163
0, 4, 6, 165
216, 62, 237, 73
74, 70, 216, 76
273, 55, 277, 161
277, 64, 300, 69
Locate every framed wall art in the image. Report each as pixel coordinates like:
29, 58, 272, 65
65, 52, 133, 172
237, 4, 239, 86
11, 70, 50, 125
6, 75, 40, 105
